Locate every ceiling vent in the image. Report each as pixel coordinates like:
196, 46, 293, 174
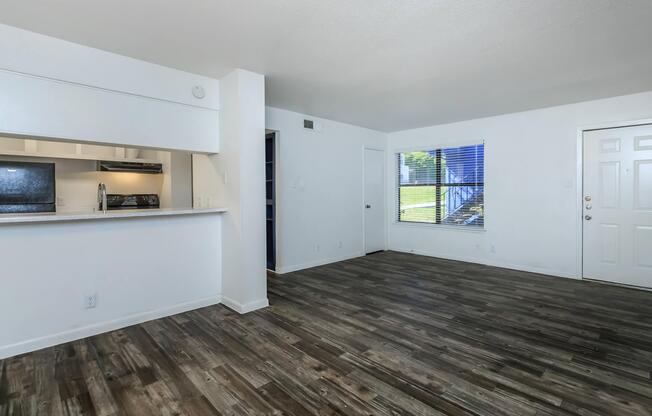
303, 119, 314, 130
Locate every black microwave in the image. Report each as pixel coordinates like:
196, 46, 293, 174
0, 161, 56, 213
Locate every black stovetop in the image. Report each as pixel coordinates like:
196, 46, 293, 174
106, 194, 160, 210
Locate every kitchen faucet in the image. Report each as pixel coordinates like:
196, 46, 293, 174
98, 182, 107, 213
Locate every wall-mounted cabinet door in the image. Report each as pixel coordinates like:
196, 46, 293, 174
583, 125, 652, 288
0, 70, 219, 153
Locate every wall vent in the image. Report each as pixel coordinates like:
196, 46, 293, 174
303, 119, 314, 130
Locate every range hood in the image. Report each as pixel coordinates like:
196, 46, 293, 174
97, 160, 163, 174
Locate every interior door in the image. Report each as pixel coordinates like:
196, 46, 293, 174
364, 148, 385, 254
583, 125, 652, 287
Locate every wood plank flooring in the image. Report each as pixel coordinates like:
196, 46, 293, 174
2, 251, 652, 415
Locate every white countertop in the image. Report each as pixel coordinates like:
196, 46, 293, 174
0, 207, 227, 224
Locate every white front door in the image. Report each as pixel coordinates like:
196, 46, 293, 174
364, 148, 385, 253
583, 125, 652, 287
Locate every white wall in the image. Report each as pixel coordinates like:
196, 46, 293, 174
387, 90, 652, 279
192, 69, 268, 313
192, 153, 223, 209
265, 107, 387, 273
169, 152, 193, 208
0, 214, 222, 359
0, 24, 220, 152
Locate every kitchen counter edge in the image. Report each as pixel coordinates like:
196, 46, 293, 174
0, 207, 227, 224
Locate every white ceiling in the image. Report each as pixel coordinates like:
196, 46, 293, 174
1, 0, 652, 132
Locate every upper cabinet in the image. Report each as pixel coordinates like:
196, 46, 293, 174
0, 24, 220, 153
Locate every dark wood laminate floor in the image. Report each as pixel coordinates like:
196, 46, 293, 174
2, 251, 652, 416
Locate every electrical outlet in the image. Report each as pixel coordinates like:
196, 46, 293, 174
84, 293, 98, 309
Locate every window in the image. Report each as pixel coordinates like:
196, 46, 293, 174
397, 144, 484, 227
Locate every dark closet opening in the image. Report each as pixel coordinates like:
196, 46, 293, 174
265, 132, 276, 270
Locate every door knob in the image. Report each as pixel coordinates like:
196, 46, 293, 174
365, 204, 371, 209
585, 204, 592, 210
585, 215, 592, 220
584, 196, 592, 201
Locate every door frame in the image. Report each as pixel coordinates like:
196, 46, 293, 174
362, 146, 387, 254
575, 117, 652, 281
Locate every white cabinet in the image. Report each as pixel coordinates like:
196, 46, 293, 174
0, 24, 220, 153
0, 70, 220, 153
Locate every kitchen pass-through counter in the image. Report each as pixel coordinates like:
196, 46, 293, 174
0, 207, 227, 224
0, 204, 225, 359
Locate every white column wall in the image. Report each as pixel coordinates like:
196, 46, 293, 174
215, 69, 268, 312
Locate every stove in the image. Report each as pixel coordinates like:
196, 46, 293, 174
106, 194, 160, 210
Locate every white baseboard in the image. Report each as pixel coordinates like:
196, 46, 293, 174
0, 295, 222, 360
221, 296, 269, 314
276, 251, 365, 274
391, 247, 579, 280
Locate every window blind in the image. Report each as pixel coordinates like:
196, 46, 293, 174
397, 144, 484, 227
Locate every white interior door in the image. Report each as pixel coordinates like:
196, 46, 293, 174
583, 125, 652, 287
364, 148, 385, 253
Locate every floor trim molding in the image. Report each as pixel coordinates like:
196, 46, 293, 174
390, 247, 578, 280
0, 295, 222, 360
221, 296, 269, 314
276, 251, 365, 274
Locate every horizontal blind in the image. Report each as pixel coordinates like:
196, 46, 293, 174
398, 144, 484, 227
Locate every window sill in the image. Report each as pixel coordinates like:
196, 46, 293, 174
392, 221, 487, 233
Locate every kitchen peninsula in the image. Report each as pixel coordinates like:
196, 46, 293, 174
0, 135, 230, 360
0, 204, 226, 359
0, 22, 267, 361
